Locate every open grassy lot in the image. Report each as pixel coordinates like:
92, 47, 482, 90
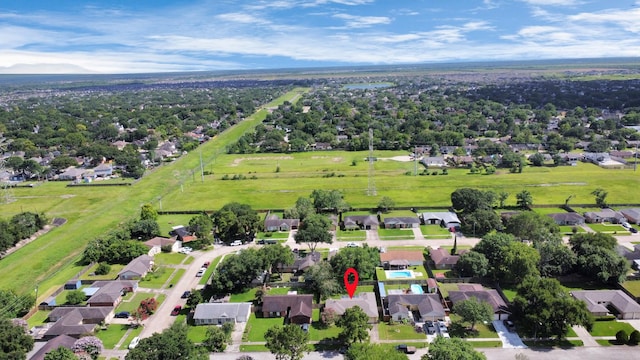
378, 322, 425, 340
532, 207, 566, 215
157, 214, 196, 237
80, 263, 124, 281
230, 288, 258, 303
26, 310, 50, 328
589, 319, 636, 336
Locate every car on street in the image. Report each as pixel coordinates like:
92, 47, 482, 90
630, 227, 638, 234
202, 261, 210, 268
230, 240, 243, 246
114, 311, 130, 318
346, 242, 359, 247
196, 268, 205, 277
181, 291, 191, 299
171, 305, 182, 316
128, 336, 140, 349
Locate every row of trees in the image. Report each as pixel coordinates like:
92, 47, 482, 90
0, 211, 48, 256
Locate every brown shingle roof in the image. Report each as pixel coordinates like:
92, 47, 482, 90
380, 250, 424, 263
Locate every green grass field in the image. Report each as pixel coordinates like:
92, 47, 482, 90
244, 313, 285, 342
589, 319, 636, 336
420, 225, 452, 238
621, 280, 640, 297
378, 228, 415, 240
336, 229, 367, 241
378, 322, 425, 340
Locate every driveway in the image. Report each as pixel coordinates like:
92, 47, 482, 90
492, 320, 526, 349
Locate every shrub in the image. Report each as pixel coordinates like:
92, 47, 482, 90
629, 330, 640, 345
616, 329, 629, 344
72, 336, 103, 360
95, 263, 111, 275
66, 290, 86, 305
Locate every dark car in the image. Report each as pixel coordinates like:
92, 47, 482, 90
171, 305, 182, 316
202, 261, 210, 268
181, 291, 191, 299
630, 227, 638, 234
114, 311, 130, 318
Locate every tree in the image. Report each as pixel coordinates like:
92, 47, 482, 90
454, 251, 489, 278
321, 308, 337, 327
95, 262, 111, 276
284, 197, 315, 221
511, 276, 593, 340
377, 196, 395, 213
515, 190, 533, 209
498, 191, 509, 208
0, 318, 34, 359
345, 343, 409, 360
424, 336, 486, 360
129, 219, 160, 241
212, 202, 260, 243
461, 209, 502, 237
591, 188, 608, 208
452, 297, 494, 331
498, 241, 540, 284
0, 289, 34, 318
66, 290, 86, 305
125, 323, 207, 360
304, 262, 341, 301
140, 204, 158, 221
186, 289, 203, 309
294, 214, 332, 252
44, 346, 77, 360
72, 336, 103, 360
310, 189, 348, 212
451, 188, 495, 213
528, 152, 545, 166
616, 330, 629, 345
203, 325, 230, 352
569, 232, 617, 254
575, 245, 629, 284
504, 211, 561, 245
628, 330, 640, 345
336, 306, 372, 345
537, 240, 576, 277
259, 243, 294, 275
189, 214, 214, 243
329, 245, 380, 280
210, 248, 264, 293
473, 233, 515, 280
264, 324, 310, 360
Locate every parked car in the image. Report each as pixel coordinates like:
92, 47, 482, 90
171, 305, 182, 316
424, 321, 436, 334
128, 337, 140, 349
630, 227, 638, 234
622, 222, 631, 229
504, 319, 516, 332
230, 240, 243, 246
202, 261, 210, 268
178, 247, 192, 254
395, 344, 416, 354
181, 291, 191, 299
346, 242, 359, 248
114, 311, 130, 319
196, 268, 205, 277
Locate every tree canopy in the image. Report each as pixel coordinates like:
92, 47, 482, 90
329, 245, 380, 280
294, 214, 333, 252
452, 297, 494, 331
125, 323, 207, 360
212, 202, 260, 244
336, 306, 372, 345
345, 343, 408, 360
424, 336, 487, 360
0, 318, 34, 359
264, 324, 310, 360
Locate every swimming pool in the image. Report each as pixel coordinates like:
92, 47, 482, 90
410, 284, 424, 294
385, 270, 415, 279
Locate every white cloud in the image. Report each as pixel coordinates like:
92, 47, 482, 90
332, 13, 392, 28
520, 0, 582, 6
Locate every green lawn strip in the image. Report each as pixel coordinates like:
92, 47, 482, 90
155, 293, 166, 306
595, 339, 622, 346
309, 309, 341, 341
80, 263, 125, 281
95, 323, 137, 349
116, 292, 157, 313
187, 323, 209, 343
198, 267, 213, 286
531, 207, 566, 215
377, 322, 425, 340
244, 313, 284, 342
256, 231, 290, 239
240, 344, 268, 352
26, 310, 51, 327
621, 280, 640, 297
589, 319, 636, 336
336, 230, 367, 241
501, 287, 517, 302
468, 340, 503, 348
376, 267, 387, 281
382, 210, 418, 217
139, 267, 175, 289
586, 223, 628, 233
378, 228, 415, 239
387, 246, 426, 251
154, 252, 190, 266
420, 225, 452, 236
230, 288, 258, 303
559, 225, 586, 234
566, 327, 578, 337
267, 287, 292, 295
121, 326, 144, 349
169, 269, 186, 288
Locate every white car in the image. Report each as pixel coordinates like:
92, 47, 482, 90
196, 268, 205, 277
230, 240, 243, 246
128, 336, 140, 349
179, 247, 192, 254
346, 242, 359, 248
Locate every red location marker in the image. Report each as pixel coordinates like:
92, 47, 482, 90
344, 267, 359, 299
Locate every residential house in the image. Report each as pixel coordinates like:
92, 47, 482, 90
86, 280, 137, 307
429, 248, 461, 270
571, 290, 640, 319
420, 157, 446, 168
448, 284, 510, 320
383, 217, 420, 229
193, 303, 252, 325
380, 250, 425, 268
29, 334, 77, 360
44, 307, 113, 339
584, 208, 625, 224
325, 292, 379, 323
547, 213, 586, 226
278, 252, 321, 273
262, 294, 313, 324
621, 208, 640, 225
386, 294, 446, 322
342, 215, 379, 230
143, 236, 179, 256
57, 167, 88, 181
420, 212, 461, 229
118, 254, 154, 280
264, 214, 299, 232
169, 225, 197, 245
92, 163, 113, 177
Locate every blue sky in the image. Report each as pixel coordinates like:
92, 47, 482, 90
0, 0, 639, 73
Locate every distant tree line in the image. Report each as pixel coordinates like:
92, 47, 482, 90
0, 212, 48, 257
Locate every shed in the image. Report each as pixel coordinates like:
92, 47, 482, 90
64, 280, 82, 290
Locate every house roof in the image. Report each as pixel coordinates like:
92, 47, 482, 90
193, 303, 252, 320
584, 208, 625, 220
387, 293, 445, 318
448, 288, 509, 314
46, 307, 113, 337
430, 248, 460, 266
144, 236, 176, 248
118, 254, 153, 278
383, 217, 420, 226
571, 290, 640, 315
87, 280, 137, 305
325, 292, 378, 318
380, 250, 424, 263
29, 335, 77, 360
621, 208, 640, 221
420, 212, 461, 224
343, 215, 379, 226
547, 213, 585, 223
262, 294, 313, 317
291, 252, 321, 271
265, 218, 300, 228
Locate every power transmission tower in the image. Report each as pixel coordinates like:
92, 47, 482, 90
367, 128, 376, 196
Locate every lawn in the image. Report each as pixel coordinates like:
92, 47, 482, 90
309, 309, 342, 341
378, 322, 425, 340
170, 269, 186, 287
378, 228, 415, 240
154, 252, 190, 266
559, 225, 587, 234
95, 323, 141, 349
157, 214, 197, 237
80, 263, 124, 281
230, 288, 258, 303
586, 223, 629, 234
468, 340, 503, 348
240, 344, 268, 351
116, 292, 156, 313
26, 310, 51, 328
139, 267, 174, 289
187, 323, 209, 343
256, 231, 290, 239
500, 286, 518, 302
621, 280, 640, 297
448, 314, 498, 338
244, 313, 285, 342
336, 229, 367, 241
420, 225, 452, 239
589, 319, 636, 336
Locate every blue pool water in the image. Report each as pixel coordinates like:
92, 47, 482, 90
386, 270, 413, 279
410, 284, 424, 294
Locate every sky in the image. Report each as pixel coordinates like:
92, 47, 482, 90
0, 0, 639, 74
